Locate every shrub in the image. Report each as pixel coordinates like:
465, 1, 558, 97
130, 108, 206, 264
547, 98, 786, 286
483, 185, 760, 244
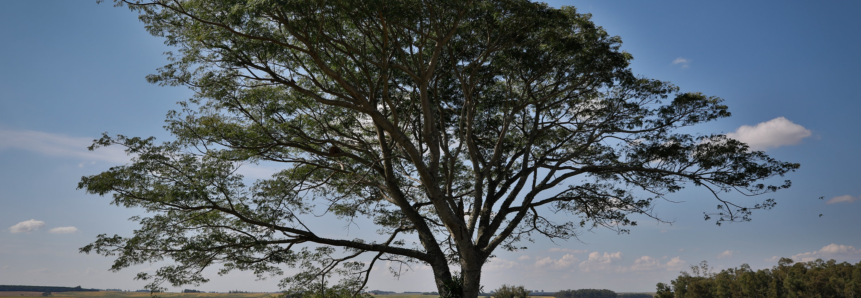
493, 285, 530, 298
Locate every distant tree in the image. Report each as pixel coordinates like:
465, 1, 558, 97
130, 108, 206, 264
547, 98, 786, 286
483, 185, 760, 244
492, 285, 530, 298
654, 283, 672, 298
80, 0, 799, 297
554, 289, 616, 298
657, 258, 861, 297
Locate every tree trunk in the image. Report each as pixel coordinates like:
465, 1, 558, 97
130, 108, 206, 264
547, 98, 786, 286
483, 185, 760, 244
430, 259, 454, 297
460, 255, 484, 298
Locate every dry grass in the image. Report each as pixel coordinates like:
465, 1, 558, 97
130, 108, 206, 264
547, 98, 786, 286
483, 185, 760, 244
45, 293, 276, 298
0, 292, 561, 298
0, 292, 46, 297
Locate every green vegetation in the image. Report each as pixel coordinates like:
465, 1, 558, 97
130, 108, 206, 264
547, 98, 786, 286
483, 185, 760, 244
553, 289, 653, 298
81, 0, 798, 296
656, 258, 861, 297
492, 285, 530, 298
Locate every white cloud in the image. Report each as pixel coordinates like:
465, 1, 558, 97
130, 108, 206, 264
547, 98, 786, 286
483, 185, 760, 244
630, 256, 686, 272
518, 255, 531, 261
765, 256, 781, 262
48, 226, 78, 234
826, 195, 859, 204
726, 117, 812, 150
717, 250, 735, 259
672, 57, 690, 68
0, 128, 129, 164
630, 256, 661, 271
791, 244, 861, 262
666, 257, 686, 271
535, 254, 580, 270
8, 219, 46, 233
486, 257, 518, 270
548, 247, 588, 254
579, 251, 623, 272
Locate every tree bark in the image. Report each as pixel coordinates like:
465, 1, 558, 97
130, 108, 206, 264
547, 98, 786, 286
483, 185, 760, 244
461, 255, 483, 298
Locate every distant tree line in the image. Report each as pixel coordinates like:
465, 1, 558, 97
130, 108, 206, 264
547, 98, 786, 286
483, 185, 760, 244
553, 289, 653, 298
656, 258, 861, 298
0, 286, 98, 292
554, 289, 614, 298
183, 289, 204, 293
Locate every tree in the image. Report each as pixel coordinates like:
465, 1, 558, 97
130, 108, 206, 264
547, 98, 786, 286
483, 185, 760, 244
492, 285, 530, 298
79, 0, 799, 297
657, 258, 861, 298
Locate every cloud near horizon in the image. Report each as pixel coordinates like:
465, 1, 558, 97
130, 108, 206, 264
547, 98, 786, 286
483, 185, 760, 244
48, 226, 78, 234
826, 195, 859, 204
8, 219, 46, 233
547, 247, 588, 254
791, 244, 861, 262
726, 117, 812, 151
630, 256, 686, 272
717, 250, 736, 259
535, 254, 581, 271
578, 251, 623, 273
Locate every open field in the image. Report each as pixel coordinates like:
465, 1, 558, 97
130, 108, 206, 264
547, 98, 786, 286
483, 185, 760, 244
21, 293, 277, 298
0, 292, 47, 297
0, 293, 560, 298
1, 292, 632, 298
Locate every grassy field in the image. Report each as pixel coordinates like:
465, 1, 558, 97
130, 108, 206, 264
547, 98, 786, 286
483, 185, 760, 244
0, 293, 278, 298
0, 292, 47, 297
0, 293, 562, 298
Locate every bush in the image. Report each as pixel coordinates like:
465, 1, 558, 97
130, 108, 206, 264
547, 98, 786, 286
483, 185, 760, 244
493, 285, 530, 298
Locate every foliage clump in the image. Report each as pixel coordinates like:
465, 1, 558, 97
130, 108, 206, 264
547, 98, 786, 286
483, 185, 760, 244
493, 284, 530, 298
656, 259, 861, 298
79, 0, 800, 297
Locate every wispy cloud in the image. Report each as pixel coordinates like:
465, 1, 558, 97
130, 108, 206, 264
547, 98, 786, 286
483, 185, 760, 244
8, 219, 45, 233
726, 117, 812, 150
48, 226, 78, 234
0, 128, 129, 164
791, 244, 861, 262
486, 257, 518, 270
548, 247, 588, 254
579, 251, 623, 273
717, 250, 736, 259
826, 195, 859, 204
630, 256, 686, 272
672, 57, 690, 68
535, 254, 581, 271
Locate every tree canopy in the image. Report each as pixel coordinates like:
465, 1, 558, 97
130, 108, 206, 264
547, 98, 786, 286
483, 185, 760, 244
656, 259, 861, 298
79, 0, 799, 297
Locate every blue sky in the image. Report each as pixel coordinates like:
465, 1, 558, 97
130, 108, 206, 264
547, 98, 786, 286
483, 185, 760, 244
1, 0, 859, 293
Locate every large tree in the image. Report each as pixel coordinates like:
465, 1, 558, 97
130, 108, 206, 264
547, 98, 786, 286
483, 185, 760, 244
79, 0, 799, 297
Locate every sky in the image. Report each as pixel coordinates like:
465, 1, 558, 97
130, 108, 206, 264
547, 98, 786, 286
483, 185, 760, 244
1, 0, 860, 294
